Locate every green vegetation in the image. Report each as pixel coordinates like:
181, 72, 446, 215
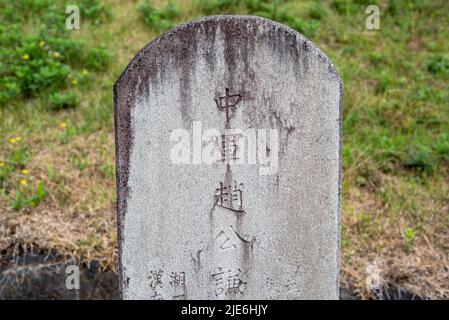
138, 0, 181, 32
0, 0, 448, 298
0, 0, 110, 106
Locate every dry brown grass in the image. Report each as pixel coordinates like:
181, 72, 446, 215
0, 130, 117, 270
341, 172, 449, 299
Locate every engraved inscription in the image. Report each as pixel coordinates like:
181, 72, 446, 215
213, 180, 244, 213
219, 133, 242, 163
215, 88, 242, 127
148, 269, 163, 289
169, 271, 186, 287
147, 269, 187, 300
209, 88, 251, 299
150, 291, 163, 300
211, 267, 247, 297
215, 229, 237, 250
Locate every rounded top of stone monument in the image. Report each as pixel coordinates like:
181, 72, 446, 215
114, 15, 341, 91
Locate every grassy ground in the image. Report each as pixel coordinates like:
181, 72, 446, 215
1, 0, 448, 299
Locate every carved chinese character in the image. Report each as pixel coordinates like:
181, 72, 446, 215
211, 267, 247, 297
211, 267, 225, 297
219, 133, 243, 163
150, 291, 163, 300
215, 88, 242, 126
214, 180, 244, 212
169, 271, 185, 287
148, 269, 163, 289
215, 230, 237, 250
226, 268, 247, 295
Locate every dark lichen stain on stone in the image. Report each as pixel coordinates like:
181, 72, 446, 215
125, 276, 130, 287
178, 29, 199, 127
191, 249, 202, 272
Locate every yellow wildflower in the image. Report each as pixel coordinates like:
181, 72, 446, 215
20, 179, 28, 185
22, 169, 30, 174
39, 41, 45, 47
72, 79, 78, 85
60, 122, 67, 129
0, 162, 4, 167
9, 136, 21, 144
23, 54, 30, 60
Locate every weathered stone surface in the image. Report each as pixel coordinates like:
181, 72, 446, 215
115, 15, 342, 300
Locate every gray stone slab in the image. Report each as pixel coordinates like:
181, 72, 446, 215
114, 15, 342, 300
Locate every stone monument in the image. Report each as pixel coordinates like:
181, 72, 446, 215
114, 15, 342, 300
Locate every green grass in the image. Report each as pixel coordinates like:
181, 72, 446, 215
0, 0, 448, 297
